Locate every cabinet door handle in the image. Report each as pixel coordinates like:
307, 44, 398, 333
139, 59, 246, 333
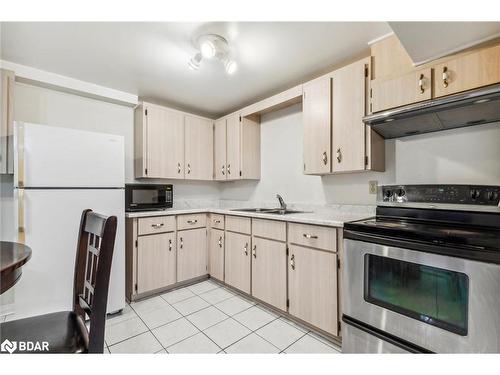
243, 242, 248, 256
336, 148, 342, 163
303, 233, 318, 239
180, 237, 183, 249
187, 163, 191, 174
221, 165, 225, 176
322, 151, 328, 165
177, 162, 181, 174
418, 73, 425, 94
442, 66, 449, 88
252, 245, 257, 258
187, 219, 198, 224
151, 223, 164, 229
290, 254, 295, 270
168, 239, 172, 251
227, 164, 231, 175
218, 236, 223, 247
214, 219, 221, 224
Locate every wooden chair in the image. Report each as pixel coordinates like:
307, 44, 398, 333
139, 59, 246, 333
0, 209, 117, 353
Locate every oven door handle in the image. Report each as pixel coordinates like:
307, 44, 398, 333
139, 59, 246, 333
342, 315, 433, 354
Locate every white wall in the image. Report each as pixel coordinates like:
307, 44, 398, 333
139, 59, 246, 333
220, 103, 500, 205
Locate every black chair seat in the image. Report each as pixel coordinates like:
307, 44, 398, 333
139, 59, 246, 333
0, 311, 88, 353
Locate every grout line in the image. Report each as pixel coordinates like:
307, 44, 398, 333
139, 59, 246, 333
128, 302, 170, 353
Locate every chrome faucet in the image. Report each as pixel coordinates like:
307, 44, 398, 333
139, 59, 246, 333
276, 194, 287, 211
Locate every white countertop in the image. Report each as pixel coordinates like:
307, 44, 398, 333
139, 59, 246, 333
125, 204, 375, 228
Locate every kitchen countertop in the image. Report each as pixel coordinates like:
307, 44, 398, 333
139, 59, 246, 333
125, 204, 375, 228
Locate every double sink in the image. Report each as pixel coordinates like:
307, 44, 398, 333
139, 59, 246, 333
231, 207, 306, 215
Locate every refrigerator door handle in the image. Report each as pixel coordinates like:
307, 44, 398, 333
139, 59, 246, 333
18, 188, 25, 244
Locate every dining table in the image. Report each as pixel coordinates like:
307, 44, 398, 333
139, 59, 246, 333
0, 241, 32, 294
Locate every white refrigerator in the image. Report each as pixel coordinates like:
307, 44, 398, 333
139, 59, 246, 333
11, 122, 125, 319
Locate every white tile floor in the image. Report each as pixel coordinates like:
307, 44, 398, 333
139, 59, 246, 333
105, 279, 341, 354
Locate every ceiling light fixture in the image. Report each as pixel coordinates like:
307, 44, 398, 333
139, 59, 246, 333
188, 52, 202, 70
188, 34, 237, 75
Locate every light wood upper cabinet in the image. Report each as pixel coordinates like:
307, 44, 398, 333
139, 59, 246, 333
225, 113, 241, 180
135, 103, 184, 179
208, 228, 224, 281
177, 228, 208, 282
224, 231, 251, 294
303, 76, 332, 174
184, 115, 214, 180
137, 232, 176, 294
433, 44, 500, 98
251, 236, 287, 311
332, 58, 368, 172
240, 115, 261, 179
214, 119, 227, 180
371, 67, 432, 113
288, 244, 338, 336
1, 69, 15, 175
332, 58, 385, 172
216, 113, 261, 181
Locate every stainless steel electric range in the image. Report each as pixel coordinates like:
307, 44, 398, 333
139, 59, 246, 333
342, 184, 500, 353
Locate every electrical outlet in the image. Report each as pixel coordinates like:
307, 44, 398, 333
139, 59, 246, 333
369, 181, 378, 195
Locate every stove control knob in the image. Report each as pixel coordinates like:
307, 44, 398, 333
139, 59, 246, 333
384, 189, 393, 199
487, 191, 498, 201
470, 189, 481, 200
396, 188, 406, 197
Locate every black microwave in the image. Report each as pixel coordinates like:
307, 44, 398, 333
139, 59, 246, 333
125, 184, 173, 212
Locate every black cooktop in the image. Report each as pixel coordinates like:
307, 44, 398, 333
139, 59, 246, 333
344, 206, 500, 264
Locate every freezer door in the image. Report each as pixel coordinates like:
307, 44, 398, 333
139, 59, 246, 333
14, 122, 124, 188
11, 188, 125, 320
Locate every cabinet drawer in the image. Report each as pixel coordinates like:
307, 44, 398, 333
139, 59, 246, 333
210, 214, 225, 230
252, 218, 286, 241
225, 215, 251, 234
138, 216, 176, 236
177, 213, 207, 230
288, 223, 337, 252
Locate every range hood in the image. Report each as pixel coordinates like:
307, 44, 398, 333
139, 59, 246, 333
363, 83, 500, 139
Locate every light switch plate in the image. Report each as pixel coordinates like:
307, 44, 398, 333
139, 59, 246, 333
369, 181, 378, 195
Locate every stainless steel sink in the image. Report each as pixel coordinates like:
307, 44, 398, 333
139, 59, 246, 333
231, 208, 306, 215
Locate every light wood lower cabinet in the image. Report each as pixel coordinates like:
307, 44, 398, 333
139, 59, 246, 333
177, 228, 208, 282
209, 229, 224, 281
288, 244, 338, 336
224, 231, 251, 294
251, 236, 287, 311
137, 232, 176, 294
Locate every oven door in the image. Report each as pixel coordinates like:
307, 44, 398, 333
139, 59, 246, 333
343, 238, 500, 353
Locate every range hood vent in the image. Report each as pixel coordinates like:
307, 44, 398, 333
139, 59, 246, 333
363, 83, 500, 139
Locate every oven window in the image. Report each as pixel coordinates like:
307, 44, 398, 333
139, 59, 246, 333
132, 189, 165, 204
364, 254, 469, 336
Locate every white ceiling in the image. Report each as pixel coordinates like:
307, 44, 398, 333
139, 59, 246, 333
390, 22, 500, 65
0, 22, 391, 118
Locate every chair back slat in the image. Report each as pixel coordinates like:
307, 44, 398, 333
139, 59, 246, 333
73, 209, 117, 353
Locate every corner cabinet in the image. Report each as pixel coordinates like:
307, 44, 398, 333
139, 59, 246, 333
1, 69, 15, 174
303, 58, 385, 175
214, 113, 261, 181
